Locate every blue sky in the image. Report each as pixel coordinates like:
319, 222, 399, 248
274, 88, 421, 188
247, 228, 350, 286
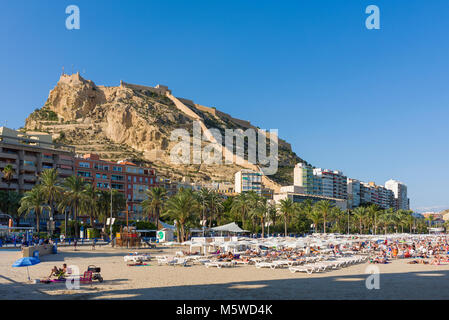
1, 0, 448, 211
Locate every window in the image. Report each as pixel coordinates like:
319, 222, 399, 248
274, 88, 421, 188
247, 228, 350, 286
128, 176, 131, 182
111, 183, 124, 190
104, 183, 109, 189
96, 173, 101, 179
139, 177, 143, 183
113, 166, 122, 172
97, 183, 102, 188
103, 174, 108, 179
103, 166, 109, 171
79, 162, 90, 168
139, 169, 143, 174
111, 175, 124, 181
145, 178, 148, 183
134, 177, 137, 183
77, 171, 92, 178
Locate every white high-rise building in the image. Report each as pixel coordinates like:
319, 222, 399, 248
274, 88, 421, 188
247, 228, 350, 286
313, 168, 347, 200
234, 169, 263, 195
385, 179, 409, 210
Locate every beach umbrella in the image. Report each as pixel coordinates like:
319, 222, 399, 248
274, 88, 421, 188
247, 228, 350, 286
12, 257, 40, 281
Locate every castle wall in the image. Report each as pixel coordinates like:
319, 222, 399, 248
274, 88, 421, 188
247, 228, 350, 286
120, 81, 171, 96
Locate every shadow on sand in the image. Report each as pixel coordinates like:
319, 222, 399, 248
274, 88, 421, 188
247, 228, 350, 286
3, 268, 448, 300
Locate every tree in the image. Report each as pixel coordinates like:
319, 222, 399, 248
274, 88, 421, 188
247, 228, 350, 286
142, 187, 167, 230
82, 183, 99, 227
60, 176, 87, 238
231, 193, 251, 226
196, 188, 211, 229
307, 207, 322, 233
18, 186, 49, 233
38, 169, 64, 223
1, 164, 14, 188
1, 164, 15, 218
163, 189, 199, 243
266, 202, 278, 235
208, 191, 224, 227
352, 207, 367, 234
315, 200, 334, 234
278, 198, 294, 236
6, 192, 23, 226
249, 195, 267, 237
367, 205, 381, 234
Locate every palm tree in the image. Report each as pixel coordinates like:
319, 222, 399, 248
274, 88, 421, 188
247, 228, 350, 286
18, 186, 49, 233
307, 207, 323, 233
1, 164, 15, 217
352, 206, 367, 234
315, 200, 334, 234
278, 198, 294, 236
208, 191, 224, 227
38, 169, 64, 223
163, 189, 199, 242
367, 205, 381, 234
196, 188, 211, 229
60, 176, 87, 238
231, 193, 251, 226
249, 195, 267, 237
142, 187, 167, 230
1, 164, 14, 188
404, 212, 415, 233
82, 183, 99, 227
266, 202, 277, 235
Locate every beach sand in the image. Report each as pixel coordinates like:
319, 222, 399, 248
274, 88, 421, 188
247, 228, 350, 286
1, 245, 449, 300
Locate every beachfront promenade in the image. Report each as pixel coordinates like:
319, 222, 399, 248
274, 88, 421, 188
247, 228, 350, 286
1, 234, 449, 300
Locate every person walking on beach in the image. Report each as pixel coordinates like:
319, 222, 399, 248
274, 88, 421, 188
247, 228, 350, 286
74, 238, 77, 251
92, 238, 96, 250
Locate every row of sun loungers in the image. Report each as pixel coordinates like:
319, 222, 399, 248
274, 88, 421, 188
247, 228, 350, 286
289, 255, 368, 274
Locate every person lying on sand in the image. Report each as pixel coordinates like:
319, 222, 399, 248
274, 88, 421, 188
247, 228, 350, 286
407, 259, 429, 264
430, 255, 441, 265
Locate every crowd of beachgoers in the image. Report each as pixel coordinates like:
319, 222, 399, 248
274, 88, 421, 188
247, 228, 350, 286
120, 234, 449, 274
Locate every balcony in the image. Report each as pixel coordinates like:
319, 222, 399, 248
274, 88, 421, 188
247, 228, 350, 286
23, 184, 35, 191
58, 168, 74, 176
57, 158, 73, 166
0, 182, 19, 190
0, 152, 18, 160
0, 161, 17, 169
21, 164, 37, 172
23, 174, 37, 182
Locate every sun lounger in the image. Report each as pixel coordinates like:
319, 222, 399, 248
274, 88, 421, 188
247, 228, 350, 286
255, 262, 278, 269
205, 261, 235, 268
289, 265, 315, 274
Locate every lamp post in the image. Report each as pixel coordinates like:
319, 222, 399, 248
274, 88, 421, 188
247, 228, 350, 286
347, 209, 350, 235
110, 186, 113, 247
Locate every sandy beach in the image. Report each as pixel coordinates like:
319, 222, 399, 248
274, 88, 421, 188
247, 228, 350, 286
1, 245, 449, 300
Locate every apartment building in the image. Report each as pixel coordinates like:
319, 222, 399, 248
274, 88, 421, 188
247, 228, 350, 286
385, 179, 409, 210
234, 169, 263, 195
119, 160, 156, 218
74, 154, 156, 220
313, 168, 347, 200
0, 127, 75, 193
293, 163, 314, 194
347, 178, 361, 209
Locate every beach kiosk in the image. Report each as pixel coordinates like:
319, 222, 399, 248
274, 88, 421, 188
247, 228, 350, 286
157, 228, 174, 243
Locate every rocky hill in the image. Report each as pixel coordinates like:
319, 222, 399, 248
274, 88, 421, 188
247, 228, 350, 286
24, 73, 308, 190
